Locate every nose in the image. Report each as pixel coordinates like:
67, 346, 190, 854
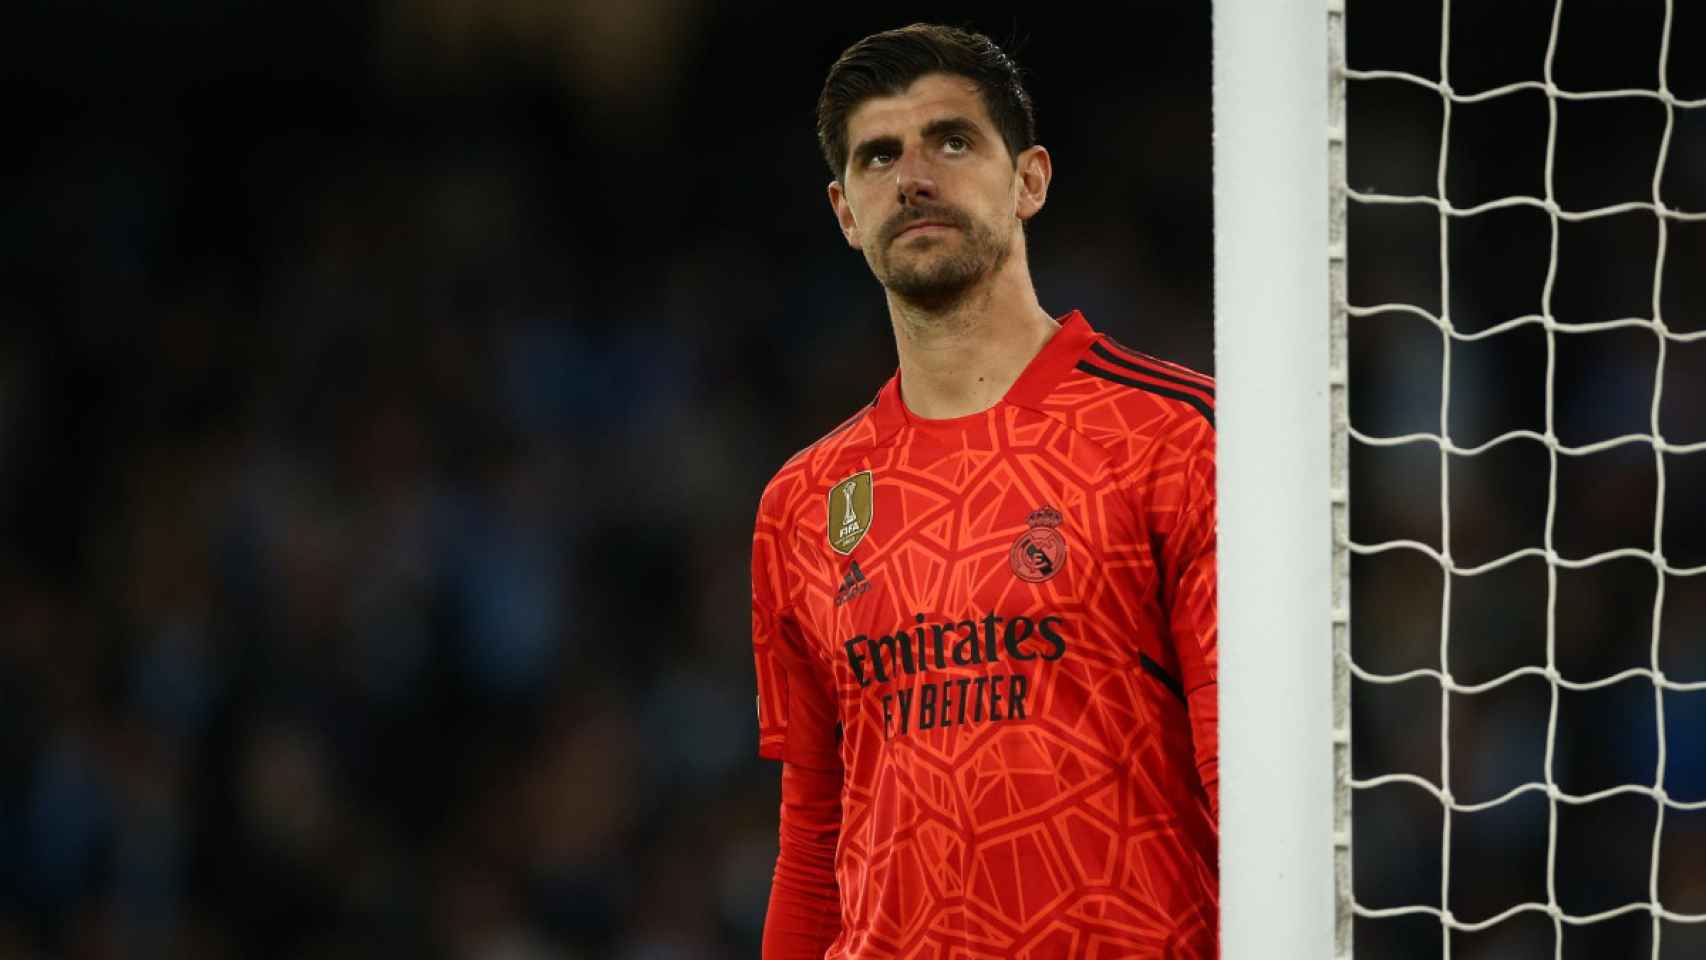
895, 151, 936, 206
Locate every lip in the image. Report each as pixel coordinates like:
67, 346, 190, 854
897, 221, 953, 238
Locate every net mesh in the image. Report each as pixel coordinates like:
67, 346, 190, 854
1334, 0, 1706, 956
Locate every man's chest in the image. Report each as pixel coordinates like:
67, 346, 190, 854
790, 448, 1165, 731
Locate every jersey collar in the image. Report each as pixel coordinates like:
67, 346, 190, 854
871, 309, 1096, 434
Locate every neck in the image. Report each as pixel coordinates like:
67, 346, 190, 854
887, 258, 1058, 420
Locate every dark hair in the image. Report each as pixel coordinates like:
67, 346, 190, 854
816, 24, 1036, 181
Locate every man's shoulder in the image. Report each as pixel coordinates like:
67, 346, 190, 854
1050, 333, 1216, 439
754, 392, 887, 529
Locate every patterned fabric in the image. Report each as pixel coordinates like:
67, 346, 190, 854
753, 311, 1219, 958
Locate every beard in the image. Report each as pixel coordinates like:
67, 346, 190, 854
875, 204, 1010, 309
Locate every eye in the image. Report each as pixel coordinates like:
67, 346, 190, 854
867, 150, 894, 168
944, 135, 970, 154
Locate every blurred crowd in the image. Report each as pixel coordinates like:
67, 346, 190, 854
4, 0, 1703, 957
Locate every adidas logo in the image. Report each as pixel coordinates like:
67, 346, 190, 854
835, 559, 872, 606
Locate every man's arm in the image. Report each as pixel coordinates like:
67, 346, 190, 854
763, 760, 843, 958
1163, 419, 1220, 817
752, 487, 845, 956
758, 638, 845, 957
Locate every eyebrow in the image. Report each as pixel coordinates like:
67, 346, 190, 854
849, 115, 984, 170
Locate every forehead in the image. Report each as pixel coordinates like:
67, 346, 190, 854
844, 73, 995, 142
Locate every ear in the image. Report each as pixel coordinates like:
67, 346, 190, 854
827, 180, 864, 250
1014, 145, 1052, 222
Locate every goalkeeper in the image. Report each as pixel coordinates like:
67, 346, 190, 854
752, 23, 1219, 959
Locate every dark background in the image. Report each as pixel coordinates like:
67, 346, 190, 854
0, 0, 1701, 957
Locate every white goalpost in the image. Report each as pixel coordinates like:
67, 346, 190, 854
1216, 0, 1706, 957
1213, 0, 1339, 956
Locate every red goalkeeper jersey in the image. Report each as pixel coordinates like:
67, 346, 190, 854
752, 310, 1218, 958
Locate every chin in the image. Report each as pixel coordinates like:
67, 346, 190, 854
885, 268, 983, 306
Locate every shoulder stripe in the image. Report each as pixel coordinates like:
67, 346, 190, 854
1090, 342, 1215, 399
821, 396, 877, 442
1076, 360, 1216, 427
772, 394, 881, 477
1098, 336, 1215, 389
1139, 652, 1188, 706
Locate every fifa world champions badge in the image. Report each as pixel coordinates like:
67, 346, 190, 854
828, 471, 874, 555
1010, 506, 1067, 583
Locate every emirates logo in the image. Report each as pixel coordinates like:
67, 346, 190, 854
1010, 506, 1067, 583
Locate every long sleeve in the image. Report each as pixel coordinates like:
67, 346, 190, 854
1163, 420, 1219, 817
753, 486, 845, 956
763, 760, 843, 959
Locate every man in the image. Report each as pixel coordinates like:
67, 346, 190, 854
752, 23, 1218, 959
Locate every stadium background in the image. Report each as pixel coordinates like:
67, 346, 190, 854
2, 0, 1701, 956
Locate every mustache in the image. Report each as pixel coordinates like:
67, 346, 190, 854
883, 205, 970, 245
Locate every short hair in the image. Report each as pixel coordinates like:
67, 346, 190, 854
816, 23, 1037, 181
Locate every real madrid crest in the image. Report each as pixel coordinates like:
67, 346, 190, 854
1011, 505, 1067, 582
828, 470, 874, 555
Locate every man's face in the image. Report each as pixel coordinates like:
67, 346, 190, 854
829, 73, 1032, 307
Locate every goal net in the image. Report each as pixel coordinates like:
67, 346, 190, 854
1339, 0, 1706, 957
1216, 0, 1706, 957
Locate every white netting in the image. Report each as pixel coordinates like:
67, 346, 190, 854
1334, 0, 1706, 957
